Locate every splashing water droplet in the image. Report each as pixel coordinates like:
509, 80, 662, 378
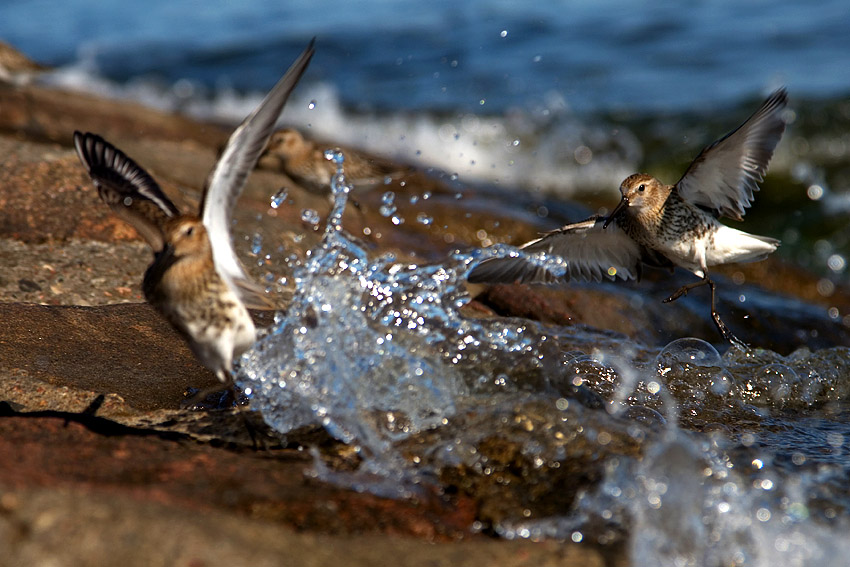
250, 233, 263, 255
301, 209, 320, 226
656, 338, 722, 376
379, 191, 397, 218
324, 148, 345, 165
270, 188, 288, 209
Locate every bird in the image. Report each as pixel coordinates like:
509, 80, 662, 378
259, 127, 413, 196
73, 40, 315, 402
468, 87, 788, 345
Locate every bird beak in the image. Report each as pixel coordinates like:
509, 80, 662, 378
155, 242, 178, 268
603, 196, 629, 229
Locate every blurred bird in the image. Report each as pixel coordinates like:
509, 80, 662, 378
469, 88, 788, 345
259, 127, 413, 196
74, 40, 314, 400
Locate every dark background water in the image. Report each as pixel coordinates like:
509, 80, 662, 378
3, 2, 850, 560
2, 0, 849, 114
2, 0, 849, 274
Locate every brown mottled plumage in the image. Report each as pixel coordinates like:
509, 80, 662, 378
73, 40, 314, 391
469, 88, 788, 345
260, 127, 412, 195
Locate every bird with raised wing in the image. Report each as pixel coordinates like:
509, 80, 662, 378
74, 40, 314, 398
468, 88, 788, 345
260, 127, 413, 195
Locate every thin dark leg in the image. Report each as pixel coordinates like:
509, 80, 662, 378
224, 371, 265, 451
663, 275, 747, 348
182, 375, 265, 450
663, 277, 711, 303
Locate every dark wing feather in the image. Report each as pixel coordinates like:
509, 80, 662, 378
676, 87, 787, 220
468, 217, 643, 284
200, 39, 315, 308
73, 131, 178, 251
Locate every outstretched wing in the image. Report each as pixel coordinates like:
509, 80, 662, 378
73, 131, 179, 251
676, 87, 787, 221
467, 217, 642, 284
200, 39, 315, 309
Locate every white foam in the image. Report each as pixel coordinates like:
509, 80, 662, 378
38, 60, 638, 199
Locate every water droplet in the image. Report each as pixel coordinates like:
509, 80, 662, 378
379, 191, 397, 217
416, 213, 433, 226
250, 233, 263, 255
656, 338, 722, 373
308, 100, 316, 110
301, 209, 320, 225
324, 148, 344, 164
270, 188, 288, 209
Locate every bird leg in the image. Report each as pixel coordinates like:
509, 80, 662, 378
663, 276, 710, 303
181, 375, 267, 450
223, 371, 267, 451
663, 276, 747, 348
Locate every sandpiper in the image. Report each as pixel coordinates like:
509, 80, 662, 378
259, 127, 412, 196
74, 40, 315, 396
469, 88, 788, 344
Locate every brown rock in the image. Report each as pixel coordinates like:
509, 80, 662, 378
0, 67, 845, 567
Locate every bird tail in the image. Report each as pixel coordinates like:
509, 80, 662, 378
709, 225, 779, 265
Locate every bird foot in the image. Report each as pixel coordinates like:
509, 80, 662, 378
181, 386, 245, 410
663, 287, 688, 303
181, 385, 269, 450
712, 310, 748, 350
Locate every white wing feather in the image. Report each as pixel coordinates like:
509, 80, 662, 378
201, 39, 315, 308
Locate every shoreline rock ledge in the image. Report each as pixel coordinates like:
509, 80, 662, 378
0, 43, 845, 566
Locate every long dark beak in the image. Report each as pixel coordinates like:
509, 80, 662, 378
603, 196, 629, 229
153, 242, 179, 271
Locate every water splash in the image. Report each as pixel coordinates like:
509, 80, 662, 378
300, 208, 320, 226
240, 149, 580, 491
238, 152, 850, 560
270, 187, 288, 209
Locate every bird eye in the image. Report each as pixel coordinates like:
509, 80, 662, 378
638, 184, 645, 192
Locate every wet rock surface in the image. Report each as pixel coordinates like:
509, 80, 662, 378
0, 59, 847, 565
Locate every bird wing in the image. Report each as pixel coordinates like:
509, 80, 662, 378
73, 131, 179, 251
467, 217, 642, 284
675, 87, 787, 221
200, 39, 315, 309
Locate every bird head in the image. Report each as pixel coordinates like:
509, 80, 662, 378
163, 217, 211, 260
604, 173, 664, 228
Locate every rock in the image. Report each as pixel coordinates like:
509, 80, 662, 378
0, 58, 845, 566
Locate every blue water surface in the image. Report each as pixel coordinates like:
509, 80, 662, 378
2, 0, 848, 114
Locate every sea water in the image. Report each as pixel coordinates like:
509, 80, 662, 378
239, 152, 850, 563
